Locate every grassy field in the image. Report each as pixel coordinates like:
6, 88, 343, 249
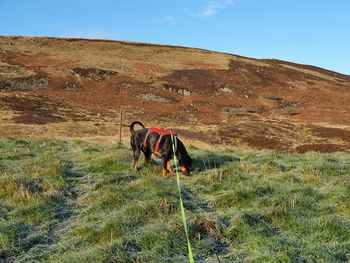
0, 138, 349, 263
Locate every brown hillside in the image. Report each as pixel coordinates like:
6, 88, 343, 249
1, 36, 350, 152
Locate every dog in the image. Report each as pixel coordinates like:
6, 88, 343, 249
129, 121, 192, 176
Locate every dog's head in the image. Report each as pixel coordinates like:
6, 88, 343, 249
179, 154, 192, 176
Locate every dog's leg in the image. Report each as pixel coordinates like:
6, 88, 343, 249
144, 150, 152, 166
162, 159, 168, 177
162, 168, 167, 177
167, 161, 174, 174
133, 150, 141, 171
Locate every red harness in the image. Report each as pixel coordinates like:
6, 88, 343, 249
143, 127, 177, 156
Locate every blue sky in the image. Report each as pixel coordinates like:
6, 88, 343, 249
1, 0, 349, 74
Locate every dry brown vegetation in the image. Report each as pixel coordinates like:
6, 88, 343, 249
1, 36, 350, 152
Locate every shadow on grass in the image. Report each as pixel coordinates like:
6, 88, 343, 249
133, 150, 240, 176
191, 151, 240, 173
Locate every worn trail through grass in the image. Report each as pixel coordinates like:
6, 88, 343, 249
0, 139, 85, 262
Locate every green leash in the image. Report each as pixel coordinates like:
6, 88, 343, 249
171, 134, 194, 263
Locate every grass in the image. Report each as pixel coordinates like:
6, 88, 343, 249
260, 93, 283, 101
0, 138, 349, 262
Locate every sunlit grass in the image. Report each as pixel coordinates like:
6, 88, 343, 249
0, 138, 349, 262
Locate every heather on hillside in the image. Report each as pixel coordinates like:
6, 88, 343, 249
1, 36, 350, 152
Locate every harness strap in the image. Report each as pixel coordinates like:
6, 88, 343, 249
143, 129, 151, 149
154, 134, 163, 156
143, 129, 177, 157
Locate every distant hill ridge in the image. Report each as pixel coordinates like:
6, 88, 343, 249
0, 36, 349, 152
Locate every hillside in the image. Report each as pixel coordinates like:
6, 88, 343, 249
1, 36, 350, 152
1, 138, 350, 262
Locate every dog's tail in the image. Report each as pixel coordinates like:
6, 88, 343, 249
130, 121, 146, 134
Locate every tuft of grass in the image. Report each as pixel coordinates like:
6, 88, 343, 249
260, 92, 283, 101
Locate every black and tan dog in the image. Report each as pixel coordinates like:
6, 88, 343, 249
130, 121, 192, 176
